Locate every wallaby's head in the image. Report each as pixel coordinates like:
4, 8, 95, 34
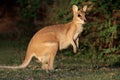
72, 5, 87, 24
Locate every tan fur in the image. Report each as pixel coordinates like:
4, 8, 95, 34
0, 5, 87, 70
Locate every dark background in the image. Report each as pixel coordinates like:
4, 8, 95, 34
0, 0, 120, 63
0, 0, 120, 79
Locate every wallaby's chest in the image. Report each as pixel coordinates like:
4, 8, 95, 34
73, 25, 83, 40
57, 33, 70, 50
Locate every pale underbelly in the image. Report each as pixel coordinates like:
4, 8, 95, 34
59, 40, 70, 50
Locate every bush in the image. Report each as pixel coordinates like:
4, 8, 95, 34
54, 0, 120, 68
17, 0, 42, 21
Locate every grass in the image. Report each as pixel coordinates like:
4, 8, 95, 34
0, 39, 120, 80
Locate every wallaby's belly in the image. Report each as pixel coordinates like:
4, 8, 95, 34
59, 36, 70, 50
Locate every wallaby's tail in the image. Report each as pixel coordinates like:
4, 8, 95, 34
0, 52, 33, 69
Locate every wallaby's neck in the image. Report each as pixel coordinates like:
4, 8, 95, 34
71, 19, 83, 27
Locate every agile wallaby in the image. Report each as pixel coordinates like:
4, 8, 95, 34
0, 5, 87, 70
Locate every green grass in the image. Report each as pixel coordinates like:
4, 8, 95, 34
0, 40, 120, 80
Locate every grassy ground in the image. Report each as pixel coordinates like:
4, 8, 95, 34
0, 40, 120, 80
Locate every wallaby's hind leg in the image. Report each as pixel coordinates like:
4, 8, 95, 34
48, 43, 58, 70
35, 42, 58, 70
37, 55, 50, 70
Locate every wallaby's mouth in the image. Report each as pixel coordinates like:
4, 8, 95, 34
83, 17, 87, 24
84, 18, 87, 22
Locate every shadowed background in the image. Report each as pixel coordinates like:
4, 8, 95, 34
0, 0, 120, 79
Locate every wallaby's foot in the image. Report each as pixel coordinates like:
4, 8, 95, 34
41, 64, 48, 70
73, 48, 77, 53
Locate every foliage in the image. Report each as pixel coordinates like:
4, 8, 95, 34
91, 0, 120, 14
17, 0, 42, 20
53, 0, 120, 68
78, 20, 118, 68
0, 0, 120, 78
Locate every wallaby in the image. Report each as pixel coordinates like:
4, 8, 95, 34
0, 5, 87, 70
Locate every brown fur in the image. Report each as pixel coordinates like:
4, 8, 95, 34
0, 5, 87, 71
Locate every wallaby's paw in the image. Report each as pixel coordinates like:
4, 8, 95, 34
73, 49, 77, 53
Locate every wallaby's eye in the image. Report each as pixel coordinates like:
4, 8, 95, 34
78, 14, 81, 17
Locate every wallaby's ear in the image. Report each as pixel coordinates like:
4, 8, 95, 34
73, 5, 78, 12
82, 5, 87, 12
